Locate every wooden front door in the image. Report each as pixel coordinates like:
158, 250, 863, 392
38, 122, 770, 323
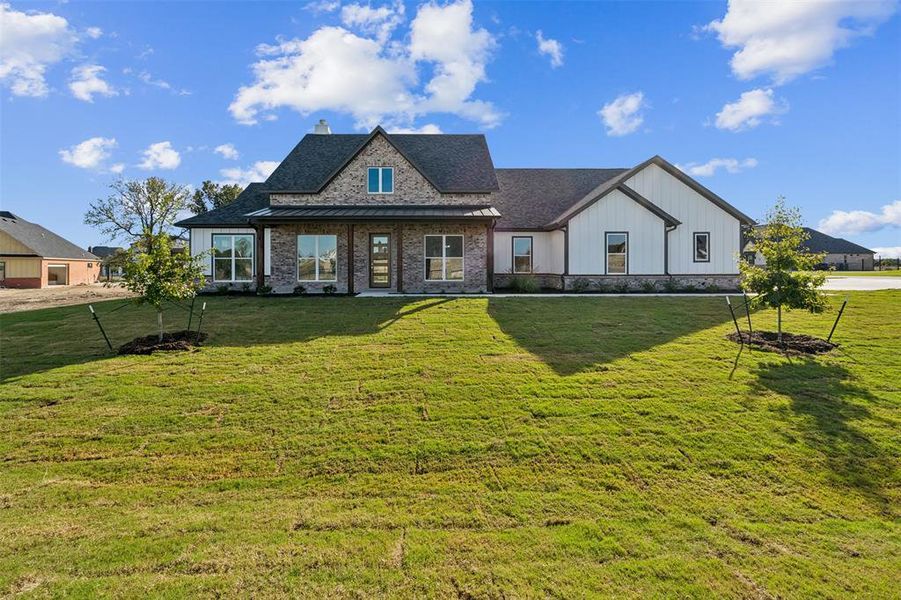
369, 233, 391, 288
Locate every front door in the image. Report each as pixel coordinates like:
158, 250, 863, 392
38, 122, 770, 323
369, 234, 391, 288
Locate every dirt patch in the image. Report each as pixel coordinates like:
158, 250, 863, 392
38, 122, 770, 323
727, 331, 836, 355
0, 283, 135, 313
118, 330, 207, 355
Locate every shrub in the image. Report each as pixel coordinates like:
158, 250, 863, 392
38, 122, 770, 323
323, 284, 337, 295
241, 282, 252, 293
707, 283, 720, 293
614, 282, 629, 294
663, 278, 679, 293
509, 274, 540, 294
571, 279, 590, 293
641, 281, 656, 293
683, 284, 697, 293
257, 284, 273, 296
216, 284, 230, 295
293, 284, 306, 295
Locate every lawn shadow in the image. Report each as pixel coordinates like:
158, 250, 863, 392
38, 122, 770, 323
752, 360, 895, 511
0, 296, 452, 382
488, 296, 738, 375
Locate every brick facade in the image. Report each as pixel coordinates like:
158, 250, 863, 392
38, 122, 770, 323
269, 223, 349, 294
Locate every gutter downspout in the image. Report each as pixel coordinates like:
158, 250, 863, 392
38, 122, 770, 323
562, 225, 569, 291
664, 224, 677, 277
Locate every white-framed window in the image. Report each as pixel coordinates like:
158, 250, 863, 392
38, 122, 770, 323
693, 232, 710, 262
512, 236, 533, 274
424, 234, 463, 281
213, 233, 254, 282
606, 232, 628, 275
298, 234, 337, 282
367, 167, 394, 194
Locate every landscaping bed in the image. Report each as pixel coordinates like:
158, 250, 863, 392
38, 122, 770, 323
726, 330, 836, 354
118, 330, 207, 355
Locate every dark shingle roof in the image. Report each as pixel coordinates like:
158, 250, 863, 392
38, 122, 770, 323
174, 183, 269, 227
492, 169, 628, 228
264, 128, 499, 193
802, 228, 874, 254
87, 245, 124, 259
0, 213, 97, 260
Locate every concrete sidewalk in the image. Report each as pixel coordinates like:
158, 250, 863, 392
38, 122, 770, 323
823, 276, 901, 291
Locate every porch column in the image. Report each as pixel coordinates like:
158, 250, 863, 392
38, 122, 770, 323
396, 223, 404, 293
347, 223, 355, 295
487, 221, 495, 292
254, 223, 265, 289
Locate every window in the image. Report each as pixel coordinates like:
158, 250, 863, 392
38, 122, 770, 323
425, 235, 463, 281
298, 234, 337, 282
693, 232, 710, 262
606, 232, 628, 274
213, 234, 254, 282
367, 167, 394, 194
0, 261, 6, 280
512, 236, 532, 273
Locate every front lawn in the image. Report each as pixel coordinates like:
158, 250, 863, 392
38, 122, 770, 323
1, 292, 898, 597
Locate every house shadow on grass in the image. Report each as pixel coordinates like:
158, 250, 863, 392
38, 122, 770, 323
487, 295, 737, 376
0, 296, 452, 382
752, 360, 895, 511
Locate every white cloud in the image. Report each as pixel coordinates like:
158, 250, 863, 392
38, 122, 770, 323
341, 0, 405, 43
535, 30, 563, 68
598, 92, 646, 136
677, 157, 758, 177
818, 200, 901, 236
0, 3, 77, 97
85, 26, 103, 39
139, 141, 181, 170
305, 0, 340, 14
59, 136, 117, 170
68, 64, 117, 102
714, 88, 787, 131
137, 70, 191, 95
873, 246, 901, 259
219, 160, 280, 187
214, 143, 240, 160
230, 0, 500, 130
705, 0, 897, 84
386, 123, 442, 133
110, 163, 125, 174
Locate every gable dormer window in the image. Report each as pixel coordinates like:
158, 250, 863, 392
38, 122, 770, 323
367, 167, 394, 194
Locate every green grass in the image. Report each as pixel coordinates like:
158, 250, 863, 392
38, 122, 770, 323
1, 292, 899, 598
827, 270, 901, 277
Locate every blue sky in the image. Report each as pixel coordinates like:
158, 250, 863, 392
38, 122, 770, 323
1, 0, 899, 255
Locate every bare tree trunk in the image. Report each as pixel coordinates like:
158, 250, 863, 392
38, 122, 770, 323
158, 309, 164, 342
777, 304, 782, 344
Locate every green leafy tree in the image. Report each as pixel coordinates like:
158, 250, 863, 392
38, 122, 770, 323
122, 231, 205, 342
85, 178, 190, 249
190, 180, 243, 215
740, 197, 828, 342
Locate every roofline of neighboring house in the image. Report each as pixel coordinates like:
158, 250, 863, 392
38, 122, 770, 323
0, 253, 98, 261
548, 155, 755, 228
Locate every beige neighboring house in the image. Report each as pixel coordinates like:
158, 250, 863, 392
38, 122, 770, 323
0, 211, 100, 288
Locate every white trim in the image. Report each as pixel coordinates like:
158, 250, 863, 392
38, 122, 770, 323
605, 232, 628, 275
423, 234, 464, 281
367, 166, 394, 195
297, 234, 338, 282
211, 233, 255, 283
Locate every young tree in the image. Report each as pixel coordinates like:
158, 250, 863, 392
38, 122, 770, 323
189, 180, 243, 215
85, 178, 190, 248
122, 231, 205, 342
740, 197, 828, 343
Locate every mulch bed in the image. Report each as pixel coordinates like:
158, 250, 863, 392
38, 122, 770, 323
118, 330, 207, 355
726, 331, 836, 355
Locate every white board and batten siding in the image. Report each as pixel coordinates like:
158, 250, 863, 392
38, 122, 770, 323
568, 188, 665, 275
625, 164, 740, 274
493, 230, 565, 274
189, 228, 271, 276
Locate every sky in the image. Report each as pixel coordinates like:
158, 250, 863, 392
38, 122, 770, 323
1, 0, 899, 256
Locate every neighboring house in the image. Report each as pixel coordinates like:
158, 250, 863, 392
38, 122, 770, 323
748, 227, 875, 271
176, 122, 754, 293
88, 245, 126, 279
0, 212, 99, 288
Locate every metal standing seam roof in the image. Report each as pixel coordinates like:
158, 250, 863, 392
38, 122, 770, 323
245, 205, 501, 220
0, 212, 98, 260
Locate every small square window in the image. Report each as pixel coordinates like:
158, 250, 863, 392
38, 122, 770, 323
367, 167, 394, 194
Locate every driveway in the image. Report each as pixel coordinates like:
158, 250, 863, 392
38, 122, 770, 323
0, 283, 135, 313
823, 276, 901, 291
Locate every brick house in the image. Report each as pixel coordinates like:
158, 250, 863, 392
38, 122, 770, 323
176, 123, 754, 293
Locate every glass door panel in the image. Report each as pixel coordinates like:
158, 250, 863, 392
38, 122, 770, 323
369, 234, 391, 288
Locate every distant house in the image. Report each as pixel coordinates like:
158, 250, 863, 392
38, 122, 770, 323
0, 212, 100, 288
748, 227, 875, 271
88, 245, 126, 279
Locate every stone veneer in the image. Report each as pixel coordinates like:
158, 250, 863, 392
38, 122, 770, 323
561, 274, 740, 292
270, 134, 493, 207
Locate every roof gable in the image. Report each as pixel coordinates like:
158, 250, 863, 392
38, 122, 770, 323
264, 126, 498, 194
801, 228, 874, 254
174, 183, 269, 228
